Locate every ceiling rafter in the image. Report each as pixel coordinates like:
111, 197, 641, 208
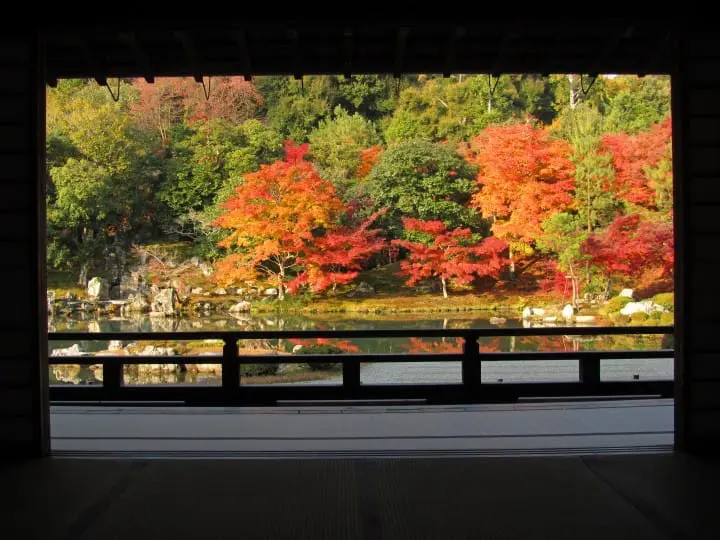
393, 27, 410, 78
443, 26, 466, 78
235, 28, 253, 81
492, 25, 522, 76
119, 32, 154, 83
175, 30, 203, 82
343, 28, 353, 78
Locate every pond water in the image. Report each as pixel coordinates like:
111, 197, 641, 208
48, 312, 674, 386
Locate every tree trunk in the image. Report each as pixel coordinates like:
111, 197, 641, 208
77, 262, 89, 287
441, 277, 448, 299
277, 282, 285, 301
568, 74, 581, 109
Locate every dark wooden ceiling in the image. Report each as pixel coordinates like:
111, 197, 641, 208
43, 17, 677, 84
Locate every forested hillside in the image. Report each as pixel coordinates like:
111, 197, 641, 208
46, 74, 672, 305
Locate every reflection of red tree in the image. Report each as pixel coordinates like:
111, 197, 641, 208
288, 338, 360, 353
478, 337, 502, 353
402, 338, 463, 354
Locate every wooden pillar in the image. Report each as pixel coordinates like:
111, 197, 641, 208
0, 33, 49, 458
674, 28, 720, 455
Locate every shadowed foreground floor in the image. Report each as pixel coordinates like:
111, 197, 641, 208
2, 453, 719, 539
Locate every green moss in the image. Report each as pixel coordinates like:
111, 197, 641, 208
659, 312, 674, 326
630, 312, 649, 323
652, 292, 674, 312
601, 296, 633, 315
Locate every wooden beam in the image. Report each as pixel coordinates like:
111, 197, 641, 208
394, 27, 409, 78
236, 28, 253, 81
444, 26, 466, 78
641, 29, 673, 75
492, 25, 522, 77
174, 30, 203, 82
343, 28, 353, 78
288, 29, 302, 80
119, 32, 154, 83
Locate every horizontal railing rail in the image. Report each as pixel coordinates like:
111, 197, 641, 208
48, 326, 674, 406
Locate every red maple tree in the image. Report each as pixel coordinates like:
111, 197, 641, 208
289, 210, 386, 294
582, 213, 674, 280
392, 218, 508, 298
601, 118, 672, 210
131, 78, 196, 145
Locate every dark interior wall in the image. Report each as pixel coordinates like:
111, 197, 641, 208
674, 33, 720, 454
0, 34, 48, 458
0, 23, 718, 457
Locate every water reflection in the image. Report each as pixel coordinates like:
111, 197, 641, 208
48, 312, 673, 386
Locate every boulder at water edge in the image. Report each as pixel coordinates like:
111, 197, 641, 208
150, 288, 178, 316
229, 301, 251, 313
87, 277, 109, 300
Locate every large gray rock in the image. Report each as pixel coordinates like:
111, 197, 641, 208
356, 281, 375, 296
213, 288, 227, 296
619, 288, 634, 298
229, 301, 251, 313
264, 288, 278, 296
125, 293, 150, 313
620, 301, 652, 316
87, 277, 109, 300
200, 263, 214, 277
150, 288, 178, 316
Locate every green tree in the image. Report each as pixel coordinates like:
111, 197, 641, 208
554, 103, 621, 233
46, 81, 156, 285
366, 140, 482, 238
603, 75, 671, 134
307, 106, 381, 199
538, 213, 590, 306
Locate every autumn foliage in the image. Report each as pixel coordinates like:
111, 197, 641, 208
467, 123, 575, 245
392, 218, 508, 298
214, 142, 385, 297
601, 118, 672, 210
582, 213, 674, 280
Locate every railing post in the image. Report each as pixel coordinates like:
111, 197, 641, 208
222, 335, 240, 403
579, 353, 601, 388
102, 358, 123, 395
343, 359, 361, 396
462, 333, 480, 400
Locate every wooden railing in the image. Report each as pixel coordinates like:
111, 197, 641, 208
48, 326, 674, 406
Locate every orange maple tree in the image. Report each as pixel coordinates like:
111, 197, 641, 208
466, 123, 575, 273
392, 218, 508, 298
601, 117, 672, 210
213, 142, 343, 300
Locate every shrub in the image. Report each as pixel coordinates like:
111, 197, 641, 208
240, 363, 279, 377
602, 296, 633, 315
653, 292, 674, 312
659, 312, 674, 326
630, 312, 649, 323
295, 344, 343, 371
608, 312, 631, 326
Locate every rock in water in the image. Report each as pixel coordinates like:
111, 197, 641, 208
87, 277, 109, 299
150, 288, 178, 316
229, 301, 251, 313
125, 293, 150, 313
